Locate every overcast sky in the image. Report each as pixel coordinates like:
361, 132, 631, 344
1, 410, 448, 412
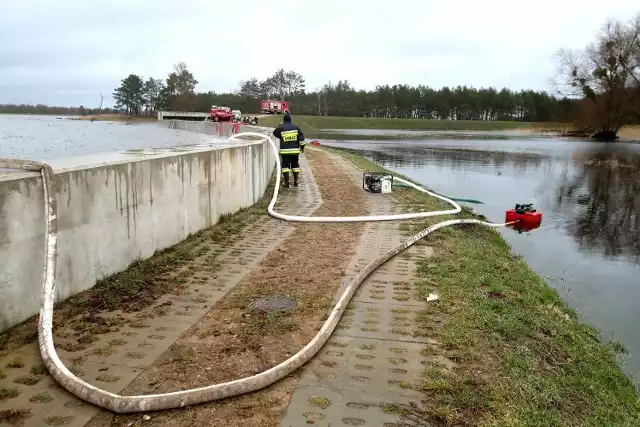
1, 0, 639, 107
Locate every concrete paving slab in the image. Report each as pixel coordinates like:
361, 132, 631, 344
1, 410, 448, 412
280, 150, 436, 427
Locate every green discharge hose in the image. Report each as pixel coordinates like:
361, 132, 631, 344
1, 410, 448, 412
392, 182, 485, 204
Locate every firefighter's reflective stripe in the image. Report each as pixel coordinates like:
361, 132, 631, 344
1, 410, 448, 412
281, 130, 298, 142
282, 168, 291, 173
280, 148, 300, 154
292, 167, 301, 173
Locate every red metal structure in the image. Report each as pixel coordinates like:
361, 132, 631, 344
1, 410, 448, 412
210, 105, 233, 122
261, 100, 289, 114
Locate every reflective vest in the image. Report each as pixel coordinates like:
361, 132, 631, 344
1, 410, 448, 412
273, 122, 305, 155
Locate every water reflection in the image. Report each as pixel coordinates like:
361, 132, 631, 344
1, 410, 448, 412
557, 152, 640, 263
361, 146, 549, 175
319, 128, 552, 140
328, 141, 640, 266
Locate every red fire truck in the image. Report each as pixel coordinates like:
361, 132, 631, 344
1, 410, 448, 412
260, 100, 289, 114
210, 105, 233, 122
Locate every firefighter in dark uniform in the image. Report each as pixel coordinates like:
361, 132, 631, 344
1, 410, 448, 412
272, 112, 306, 188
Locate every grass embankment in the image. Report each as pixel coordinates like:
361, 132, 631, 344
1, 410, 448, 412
296, 115, 559, 131
261, 115, 566, 139
326, 146, 640, 427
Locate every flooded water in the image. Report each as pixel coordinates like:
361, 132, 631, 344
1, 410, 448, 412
322, 135, 640, 388
0, 114, 219, 160
319, 128, 550, 139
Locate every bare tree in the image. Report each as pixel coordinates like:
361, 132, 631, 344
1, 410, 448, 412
316, 87, 322, 116
554, 15, 640, 140
616, 15, 640, 85
97, 93, 104, 115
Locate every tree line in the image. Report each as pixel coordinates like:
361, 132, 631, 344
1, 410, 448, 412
0, 80, 576, 124
107, 65, 575, 122
0, 70, 577, 123
254, 79, 573, 122
111, 62, 198, 115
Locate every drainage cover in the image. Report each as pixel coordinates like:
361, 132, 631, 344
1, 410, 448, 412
250, 296, 297, 313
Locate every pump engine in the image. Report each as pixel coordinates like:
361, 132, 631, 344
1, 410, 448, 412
363, 171, 393, 194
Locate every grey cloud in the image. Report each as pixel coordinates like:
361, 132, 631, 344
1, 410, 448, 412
1, 0, 638, 107
2, 43, 114, 70
0, 81, 112, 107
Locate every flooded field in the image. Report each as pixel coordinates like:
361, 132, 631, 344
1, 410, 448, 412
0, 114, 218, 160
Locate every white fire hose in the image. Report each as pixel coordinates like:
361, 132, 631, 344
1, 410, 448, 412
0, 133, 512, 413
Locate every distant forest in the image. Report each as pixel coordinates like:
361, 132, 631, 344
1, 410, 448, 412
0, 67, 574, 123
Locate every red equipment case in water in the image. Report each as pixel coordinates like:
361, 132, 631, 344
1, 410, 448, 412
505, 204, 543, 230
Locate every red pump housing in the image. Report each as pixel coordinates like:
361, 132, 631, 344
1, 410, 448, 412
505, 203, 542, 230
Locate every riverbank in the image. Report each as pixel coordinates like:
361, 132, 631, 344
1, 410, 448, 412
264, 115, 560, 131
619, 125, 640, 141
260, 115, 566, 139
261, 115, 640, 143
325, 146, 640, 426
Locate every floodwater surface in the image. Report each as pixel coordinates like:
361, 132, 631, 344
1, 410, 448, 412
0, 114, 220, 160
322, 135, 640, 388
319, 128, 551, 139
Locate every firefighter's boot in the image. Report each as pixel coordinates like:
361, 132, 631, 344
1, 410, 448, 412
293, 171, 299, 187
282, 173, 290, 188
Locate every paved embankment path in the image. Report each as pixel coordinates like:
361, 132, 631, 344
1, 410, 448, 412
0, 149, 435, 427
279, 153, 436, 427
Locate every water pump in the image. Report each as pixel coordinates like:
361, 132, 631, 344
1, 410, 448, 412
363, 171, 393, 194
505, 203, 543, 231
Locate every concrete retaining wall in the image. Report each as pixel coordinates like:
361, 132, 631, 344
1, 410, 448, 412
0, 130, 276, 332
167, 120, 265, 138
